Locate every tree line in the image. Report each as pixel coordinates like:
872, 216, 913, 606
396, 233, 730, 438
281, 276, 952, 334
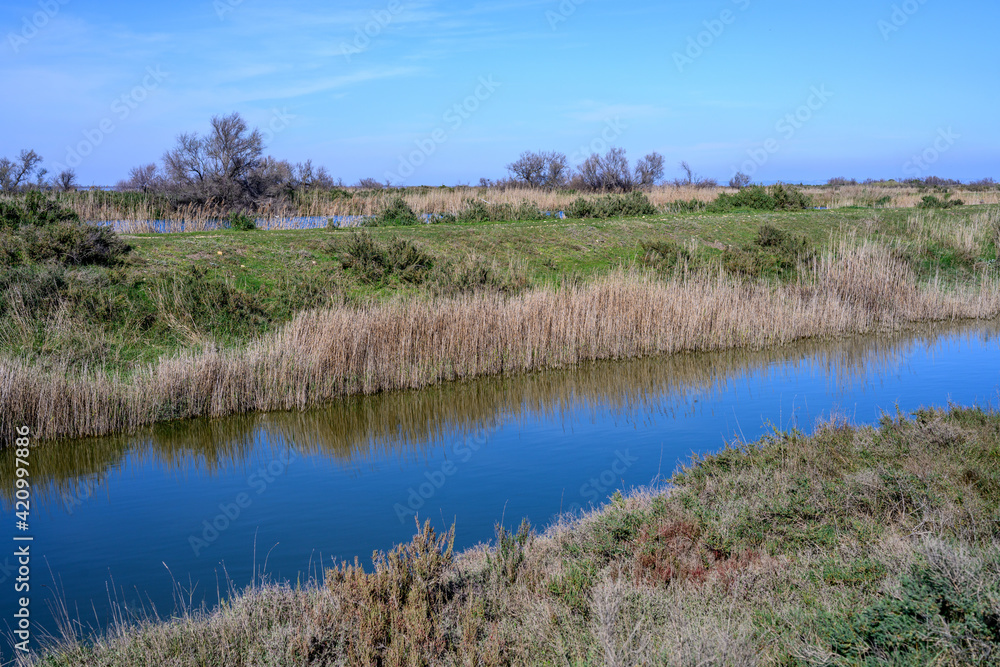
2, 111, 996, 209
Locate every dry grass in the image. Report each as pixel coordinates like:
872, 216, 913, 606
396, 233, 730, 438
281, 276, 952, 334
3, 241, 999, 442
40, 184, 1000, 231
27, 407, 1000, 666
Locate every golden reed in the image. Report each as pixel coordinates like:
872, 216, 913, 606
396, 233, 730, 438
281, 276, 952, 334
3, 244, 999, 442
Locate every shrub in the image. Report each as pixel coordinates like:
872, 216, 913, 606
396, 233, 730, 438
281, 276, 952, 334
226, 211, 257, 231
820, 552, 1000, 664
718, 225, 813, 279
641, 240, 692, 271
0, 191, 80, 230
567, 192, 657, 219
330, 231, 434, 285
566, 197, 595, 219
373, 196, 421, 226
428, 255, 529, 296
453, 198, 543, 223
918, 195, 965, 209
707, 184, 811, 213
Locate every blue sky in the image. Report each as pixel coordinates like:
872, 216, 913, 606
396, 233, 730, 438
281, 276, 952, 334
2, 0, 997, 186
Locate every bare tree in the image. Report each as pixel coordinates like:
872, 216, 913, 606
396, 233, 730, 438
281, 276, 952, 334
506, 150, 568, 189
162, 112, 265, 205
355, 177, 384, 190
0, 149, 44, 192
56, 169, 77, 192
678, 161, 694, 186
634, 152, 665, 188
576, 154, 604, 191
118, 163, 164, 193
600, 147, 634, 192
728, 172, 751, 189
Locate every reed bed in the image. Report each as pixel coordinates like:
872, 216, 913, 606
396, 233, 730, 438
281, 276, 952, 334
33, 185, 1000, 232
3, 242, 999, 442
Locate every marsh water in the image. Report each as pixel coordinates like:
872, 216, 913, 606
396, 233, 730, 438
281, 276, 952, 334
2, 320, 1000, 654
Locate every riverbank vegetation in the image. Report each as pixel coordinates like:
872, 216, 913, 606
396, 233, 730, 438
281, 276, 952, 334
28, 406, 1000, 665
1, 199, 999, 441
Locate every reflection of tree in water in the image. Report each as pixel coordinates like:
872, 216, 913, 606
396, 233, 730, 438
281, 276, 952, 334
4, 319, 996, 509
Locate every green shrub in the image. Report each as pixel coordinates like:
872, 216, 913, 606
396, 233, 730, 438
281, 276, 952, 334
641, 240, 692, 271
428, 256, 527, 296
226, 211, 257, 231
720, 225, 813, 279
918, 194, 965, 209
0, 191, 80, 230
3, 221, 131, 267
454, 198, 543, 223
707, 184, 811, 213
373, 197, 421, 226
331, 231, 434, 285
820, 557, 1000, 664
567, 192, 657, 219
566, 197, 595, 218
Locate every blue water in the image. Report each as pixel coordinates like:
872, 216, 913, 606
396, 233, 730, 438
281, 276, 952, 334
1, 321, 998, 657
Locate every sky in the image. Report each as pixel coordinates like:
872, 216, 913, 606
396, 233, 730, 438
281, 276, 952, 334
1, 0, 997, 187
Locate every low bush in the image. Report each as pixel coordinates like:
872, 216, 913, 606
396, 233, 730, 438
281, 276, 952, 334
454, 198, 544, 223
918, 194, 965, 209
707, 184, 812, 213
722, 224, 813, 279
640, 240, 693, 272
0, 190, 80, 230
329, 231, 435, 285
225, 211, 257, 231
371, 196, 421, 226
567, 192, 657, 218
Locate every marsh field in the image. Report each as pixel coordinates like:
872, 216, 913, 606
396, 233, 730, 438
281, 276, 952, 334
2, 187, 1000, 665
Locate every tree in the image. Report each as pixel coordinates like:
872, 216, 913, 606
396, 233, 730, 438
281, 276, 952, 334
729, 172, 751, 189
573, 148, 635, 192
678, 160, 694, 186
634, 152, 665, 188
56, 169, 77, 192
0, 149, 44, 192
162, 112, 264, 205
506, 150, 568, 189
118, 163, 164, 193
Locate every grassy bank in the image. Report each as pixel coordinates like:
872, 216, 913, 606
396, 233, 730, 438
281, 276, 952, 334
29, 406, 1000, 665
2, 204, 999, 441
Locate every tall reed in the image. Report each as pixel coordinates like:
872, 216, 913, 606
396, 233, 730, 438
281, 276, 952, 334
3, 242, 999, 442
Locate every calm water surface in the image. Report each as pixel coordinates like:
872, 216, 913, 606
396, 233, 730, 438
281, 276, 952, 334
1, 320, 999, 654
